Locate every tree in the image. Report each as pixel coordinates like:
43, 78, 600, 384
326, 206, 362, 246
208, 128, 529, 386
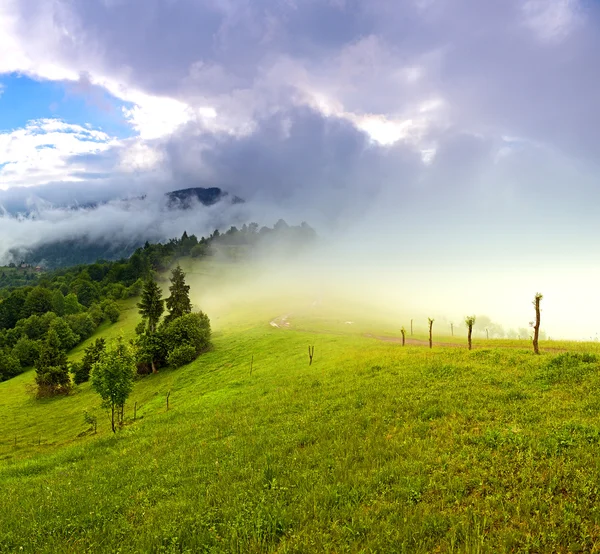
137, 278, 164, 333
35, 329, 71, 396
91, 337, 135, 433
51, 289, 66, 316
161, 312, 211, 356
428, 318, 434, 349
164, 265, 191, 324
23, 286, 54, 317
101, 300, 120, 323
12, 337, 41, 367
64, 293, 85, 315
531, 292, 543, 355
465, 316, 476, 350
72, 338, 106, 384
48, 317, 79, 351
0, 350, 22, 381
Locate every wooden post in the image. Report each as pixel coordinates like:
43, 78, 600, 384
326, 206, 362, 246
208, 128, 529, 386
532, 293, 543, 355
401, 327, 406, 346
410, 319, 413, 336
166, 391, 171, 411
308, 346, 315, 365
428, 318, 434, 349
451, 323, 454, 337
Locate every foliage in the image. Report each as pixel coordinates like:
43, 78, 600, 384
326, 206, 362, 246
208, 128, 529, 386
65, 313, 97, 341
164, 265, 192, 324
167, 344, 198, 368
137, 278, 164, 334
64, 293, 85, 315
90, 337, 136, 432
22, 286, 54, 317
161, 312, 211, 355
51, 289, 66, 316
34, 329, 71, 396
48, 317, 80, 351
101, 300, 120, 323
11, 337, 41, 368
72, 338, 106, 385
0, 350, 22, 381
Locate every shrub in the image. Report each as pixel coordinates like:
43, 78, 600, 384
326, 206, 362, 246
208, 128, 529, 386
167, 344, 198, 368
161, 312, 211, 355
101, 300, 120, 324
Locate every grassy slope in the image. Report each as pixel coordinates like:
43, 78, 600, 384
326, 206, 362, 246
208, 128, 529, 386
2, 263, 600, 552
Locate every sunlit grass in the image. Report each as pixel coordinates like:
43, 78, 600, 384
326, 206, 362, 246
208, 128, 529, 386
2, 260, 600, 552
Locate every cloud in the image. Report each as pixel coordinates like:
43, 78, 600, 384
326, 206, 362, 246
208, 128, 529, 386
1, 0, 600, 338
0, 119, 117, 189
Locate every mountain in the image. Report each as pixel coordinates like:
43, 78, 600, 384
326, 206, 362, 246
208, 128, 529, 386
165, 187, 244, 209
9, 187, 245, 268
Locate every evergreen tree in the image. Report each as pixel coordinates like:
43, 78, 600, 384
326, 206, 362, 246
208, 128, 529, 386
137, 278, 164, 333
35, 329, 70, 395
72, 337, 106, 384
165, 265, 191, 324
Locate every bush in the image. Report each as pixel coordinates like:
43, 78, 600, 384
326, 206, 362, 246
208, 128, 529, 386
101, 300, 120, 323
161, 312, 211, 355
88, 304, 105, 326
135, 331, 168, 375
167, 344, 198, 368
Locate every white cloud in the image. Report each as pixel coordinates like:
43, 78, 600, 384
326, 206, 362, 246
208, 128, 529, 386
521, 0, 582, 42
0, 119, 116, 189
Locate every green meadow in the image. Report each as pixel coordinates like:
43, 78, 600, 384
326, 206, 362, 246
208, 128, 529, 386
2, 260, 600, 553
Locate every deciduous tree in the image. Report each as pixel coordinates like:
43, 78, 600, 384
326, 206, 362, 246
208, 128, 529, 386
91, 337, 135, 433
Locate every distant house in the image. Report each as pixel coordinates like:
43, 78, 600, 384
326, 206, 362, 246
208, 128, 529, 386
35, 266, 43, 272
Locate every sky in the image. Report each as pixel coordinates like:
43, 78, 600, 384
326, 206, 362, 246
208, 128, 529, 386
0, 0, 600, 339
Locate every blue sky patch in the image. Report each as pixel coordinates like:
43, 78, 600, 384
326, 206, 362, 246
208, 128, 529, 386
0, 73, 136, 139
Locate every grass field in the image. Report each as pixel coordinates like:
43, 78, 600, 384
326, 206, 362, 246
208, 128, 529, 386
2, 260, 600, 552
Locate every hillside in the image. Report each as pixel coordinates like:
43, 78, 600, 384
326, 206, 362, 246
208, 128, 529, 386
2, 259, 600, 552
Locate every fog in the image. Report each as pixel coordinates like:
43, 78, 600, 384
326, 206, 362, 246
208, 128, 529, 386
2, 0, 600, 341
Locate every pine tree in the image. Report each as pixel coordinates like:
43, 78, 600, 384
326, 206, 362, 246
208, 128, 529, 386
35, 329, 71, 395
165, 265, 191, 324
137, 278, 164, 333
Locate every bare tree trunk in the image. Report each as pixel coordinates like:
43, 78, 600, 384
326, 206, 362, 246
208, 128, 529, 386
428, 319, 434, 349
451, 323, 454, 337
151, 359, 158, 374
111, 404, 116, 433
533, 293, 542, 355
468, 325, 472, 350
